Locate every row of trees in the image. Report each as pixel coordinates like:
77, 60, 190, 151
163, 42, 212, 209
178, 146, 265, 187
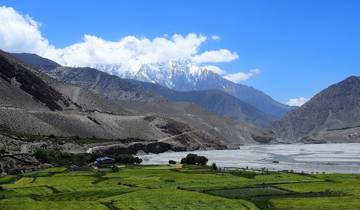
34, 149, 94, 166
33, 149, 142, 166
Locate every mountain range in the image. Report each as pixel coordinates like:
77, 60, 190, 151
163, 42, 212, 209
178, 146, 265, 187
92, 60, 293, 119
4, 51, 360, 148
13, 53, 280, 127
1, 50, 277, 158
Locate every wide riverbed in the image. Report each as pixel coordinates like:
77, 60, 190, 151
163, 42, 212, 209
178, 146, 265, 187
139, 143, 360, 173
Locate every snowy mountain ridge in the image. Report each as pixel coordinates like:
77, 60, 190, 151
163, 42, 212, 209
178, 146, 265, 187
90, 59, 214, 89
90, 59, 293, 118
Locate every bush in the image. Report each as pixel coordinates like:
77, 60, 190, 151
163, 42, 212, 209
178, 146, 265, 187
210, 163, 218, 171
196, 156, 208, 165
180, 153, 208, 165
94, 170, 105, 178
168, 160, 176, 164
113, 154, 142, 164
111, 166, 119, 172
229, 169, 257, 179
180, 154, 197, 165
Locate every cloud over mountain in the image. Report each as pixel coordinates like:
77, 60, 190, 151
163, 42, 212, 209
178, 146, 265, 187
224, 69, 260, 83
286, 97, 309, 106
0, 6, 256, 81
0, 6, 54, 54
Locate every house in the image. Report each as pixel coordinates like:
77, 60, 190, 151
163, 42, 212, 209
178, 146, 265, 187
94, 157, 116, 167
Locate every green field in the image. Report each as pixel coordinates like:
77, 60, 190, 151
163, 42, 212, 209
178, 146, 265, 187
1, 165, 360, 210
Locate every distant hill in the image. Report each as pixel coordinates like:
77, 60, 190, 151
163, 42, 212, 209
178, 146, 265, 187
132, 81, 275, 127
273, 76, 360, 143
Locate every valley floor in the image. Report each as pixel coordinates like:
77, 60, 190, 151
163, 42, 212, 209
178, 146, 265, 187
0, 165, 359, 210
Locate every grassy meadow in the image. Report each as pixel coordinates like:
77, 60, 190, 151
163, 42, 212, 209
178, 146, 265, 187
0, 165, 360, 209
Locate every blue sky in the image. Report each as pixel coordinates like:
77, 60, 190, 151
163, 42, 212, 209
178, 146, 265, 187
1, 0, 360, 104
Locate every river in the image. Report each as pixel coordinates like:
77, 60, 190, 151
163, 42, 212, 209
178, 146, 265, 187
139, 143, 360, 173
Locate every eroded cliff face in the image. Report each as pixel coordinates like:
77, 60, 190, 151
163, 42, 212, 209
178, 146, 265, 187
0, 51, 72, 111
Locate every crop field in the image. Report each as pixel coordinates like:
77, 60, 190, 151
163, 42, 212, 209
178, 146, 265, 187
1, 165, 360, 209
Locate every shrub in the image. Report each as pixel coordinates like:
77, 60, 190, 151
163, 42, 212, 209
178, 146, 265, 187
111, 166, 119, 172
94, 170, 106, 178
181, 153, 196, 164
210, 163, 218, 171
229, 169, 257, 179
180, 154, 208, 165
168, 160, 176, 164
113, 154, 142, 164
196, 156, 208, 165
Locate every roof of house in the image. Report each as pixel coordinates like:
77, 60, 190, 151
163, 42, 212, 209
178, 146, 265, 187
95, 157, 115, 162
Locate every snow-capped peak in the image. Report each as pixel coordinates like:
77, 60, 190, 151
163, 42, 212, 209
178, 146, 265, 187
90, 59, 220, 90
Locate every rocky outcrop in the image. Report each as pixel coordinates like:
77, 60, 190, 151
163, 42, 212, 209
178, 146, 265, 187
0, 154, 40, 175
89, 142, 180, 156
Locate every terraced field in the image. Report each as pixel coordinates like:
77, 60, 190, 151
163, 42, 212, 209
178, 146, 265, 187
0, 165, 359, 209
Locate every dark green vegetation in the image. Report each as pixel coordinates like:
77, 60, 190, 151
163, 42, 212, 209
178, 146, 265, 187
180, 153, 208, 165
1, 165, 359, 210
113, 154, 142, 165
33, 149, 142, 166
33, 149, 96, 166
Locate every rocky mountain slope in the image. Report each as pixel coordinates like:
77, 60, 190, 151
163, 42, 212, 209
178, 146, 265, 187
0, 52, 71, 111
272, 76, 360, 143
13, 53, 275, 127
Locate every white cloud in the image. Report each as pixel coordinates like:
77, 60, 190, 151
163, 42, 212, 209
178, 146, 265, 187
286, 97, 309, 106
223, 69, 260, 83
0, 6, 53, 54
49, 33, 209, 73
0, 6, 258, 81
211, 35, 220, 41
192, 49, 238, 63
